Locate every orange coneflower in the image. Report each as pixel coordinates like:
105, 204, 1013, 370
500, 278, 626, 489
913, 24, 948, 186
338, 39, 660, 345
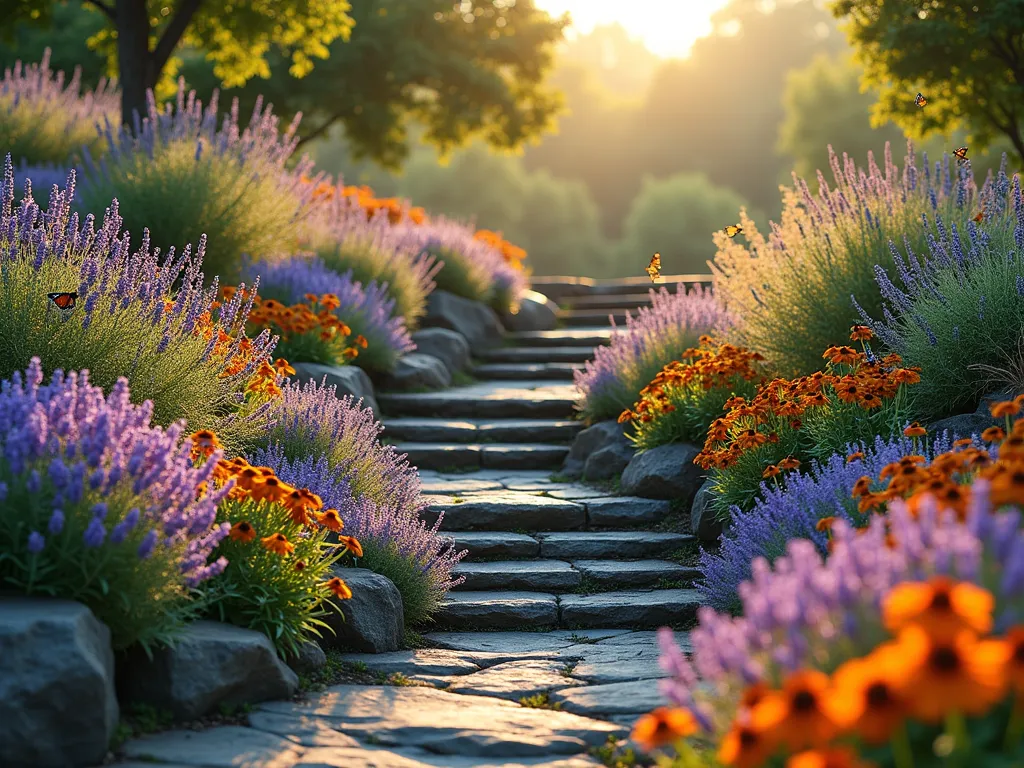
777, 457, 801, 471
261, 532, 295, 556
982, 426, 1006, 443
1003, 626, 1024, 698
249, 475, 296, 505
785, 747, 874, 768
316, 508, 344, 532
991, 399, 1022, 418
763, 465, 781, 479
631, 707, 699, 751
903, 422, 927, 438
882, 577, 994, 641
325, 576, 353, 599
989, 466, 1024, 508
846, 451, 865, 463
339, 535, 363, 557
354, 334, 368, 349
274, 358, 296, 376
190, 429, 223, 459
953, 437, 974, 448
828, 646, 911, 744
849, 325, 874, 342
718, 721, 777, 768
815, 517, 837, 534
229, 520, 257, 543
751, 670, 845, 752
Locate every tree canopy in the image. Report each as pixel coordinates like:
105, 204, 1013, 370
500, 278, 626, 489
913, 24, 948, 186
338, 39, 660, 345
830, 0, 1024, 161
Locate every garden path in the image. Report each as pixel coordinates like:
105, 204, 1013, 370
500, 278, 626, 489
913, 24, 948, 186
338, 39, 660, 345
115, 284, 702, 767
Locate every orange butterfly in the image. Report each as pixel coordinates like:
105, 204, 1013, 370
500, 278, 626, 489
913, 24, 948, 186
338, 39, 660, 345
645, 253, 662, 282
724, 225, 743, 238
915, 92, 927, 107
953, 146, 969, 163
973, 208, 984, 223
47, 292, 78, 311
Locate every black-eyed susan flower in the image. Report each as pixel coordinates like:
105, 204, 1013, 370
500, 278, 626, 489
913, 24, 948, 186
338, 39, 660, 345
828, 644, 911, 744
750, 670, 845, 752
261, 532, 294, 556
903, 422, 927, 438
339, 535, 363, 558
325, 576, 352, 599
631, 707, 699, 751
316, 508, 344, 532
882, 577, 993, 640
229, 520, 256, 543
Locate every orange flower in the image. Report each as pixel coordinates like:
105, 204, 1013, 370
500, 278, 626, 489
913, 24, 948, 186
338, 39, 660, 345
846, 452, 864, 463
343, 348, 360, 359
354, 334, 368, 349
249, 475, 296, 505
339, 535, 363, 557
316, 508, 344, 532
953, 437, 974, 448
849, 325, 874, 342
325, 576, 353, 599
750, 670, 845, 752
815, 516, 836, 533
851, 476, 873, 497
319, 294, 342, 311
1004, 626, 1024, 697
274, 358, 296, 376
903, 422, 927, 438
229, 520, 257, 543
858, 391, 883, 410
990, 399, 1022, 418
294, 559, 307, 571
718, 722, 777, 768
617, 410, 634, 424
981, 426, 1006, 443
282, 488, 324, 526
777, 456, 801, 471
882, 577, 994, 640
261, 532, 294, 556
631, 707, 699, 751
823, 345, 861, 365
762, 465, 781, 479
829, 645, 911, 744
786, 747, 874, 768
989, 466, 1024, 508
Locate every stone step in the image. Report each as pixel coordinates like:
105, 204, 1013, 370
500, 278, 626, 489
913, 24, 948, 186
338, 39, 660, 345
568, 293, 655, 310
476, 346, 597, 364
572, 559, 701, 589
423, 492, 586, 531
586, 276, 710, 295
453, 560, 581, 592
559, 308, 631, 327
537, 531, 695, 559
435, 591, 559, 630
473, 362, 582, 381
384, 418, 582, 444
398, 443, 569, 471
559, 589, 703, 629
445, 531, 541, 559
378, 381, 576, 419
506, 329, 617, 348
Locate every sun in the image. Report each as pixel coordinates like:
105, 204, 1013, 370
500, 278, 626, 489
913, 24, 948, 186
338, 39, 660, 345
535, 0, 733, 59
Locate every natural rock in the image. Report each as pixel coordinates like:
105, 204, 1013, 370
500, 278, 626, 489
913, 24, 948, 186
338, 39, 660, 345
117, 620, 298, 720
454, 560, 581, 592
550, 680, 663, 717
558, 589, 703, 629
500, 290, 559, 332
436, 591, 559, 630
691, 479, 724, 542
286, 640, 327, 676
538, 531, 694, 560
562, 420, 630, 481
929, 387, 1024, 440
424, 629, 632, 653
447, 659, 576, 700
585, 497, 671, 527
290, 362, 379, 413
621, 443, 705, 504
572, 559, 697, 589
120, 725, 303, 768
381, 353, 452, 392
583, 440, 635, 481
410, 327, 471, 372
422, 491, 585, 531
0, 599, 118, 768
321, 567, 404, 653
447, 531, 541, 559
423, 290, 505, 352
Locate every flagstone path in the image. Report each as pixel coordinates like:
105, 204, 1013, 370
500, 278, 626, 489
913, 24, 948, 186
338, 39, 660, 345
115, 283, 705, 768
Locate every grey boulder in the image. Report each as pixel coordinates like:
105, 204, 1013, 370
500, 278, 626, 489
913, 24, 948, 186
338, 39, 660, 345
411, 327, 471, 372
0, 599, 118, 768
583, 441, 636, 481
929, 387, 1024, 440
381, 353, 452, 392
286, 640, 328, 676
117, 620, 298, 720
500, 290, 559, 332
621, 443, 705, 505
290, 362, 379, 414
423, 290, 504, 352
562, 420, 631, 481
690, 479, 724, 542
321, 567, 405, 653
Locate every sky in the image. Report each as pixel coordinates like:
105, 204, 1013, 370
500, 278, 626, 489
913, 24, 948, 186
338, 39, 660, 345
535, 0, 734, 59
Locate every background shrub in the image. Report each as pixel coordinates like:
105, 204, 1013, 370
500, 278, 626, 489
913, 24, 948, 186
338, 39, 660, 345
0, 360, 231, 650
574, 284, 734, 423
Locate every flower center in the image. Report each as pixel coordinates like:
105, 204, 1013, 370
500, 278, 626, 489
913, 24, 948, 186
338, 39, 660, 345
930, 590, 952, 610
792, 690, 817, 712
929, 646, 960, 672
866, 682, 892, 708
1014, 643, 1024, 664
739, 729, 759, 749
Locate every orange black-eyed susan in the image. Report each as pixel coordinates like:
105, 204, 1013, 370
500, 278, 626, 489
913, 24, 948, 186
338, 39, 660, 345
47, 291, 78, 312
953, 146, 969, 163
646, 252, 662, 282
915, 92, 927, 107
724, 224, 743, 238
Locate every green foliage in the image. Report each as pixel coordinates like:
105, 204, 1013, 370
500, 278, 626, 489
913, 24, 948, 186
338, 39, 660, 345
0, 3, 108, 87
620, 173, 760, 275
830, 0, 1024, 163
430, 245, 496, 303
200, 497, 346, 658
343, 539, 438, 626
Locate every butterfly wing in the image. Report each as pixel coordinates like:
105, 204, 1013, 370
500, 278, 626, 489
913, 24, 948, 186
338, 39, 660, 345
915, 93, 927, 107
954, 147, 968, 160
724, 225, 742, 238
645, 253, 661, 282
973, 210, 984, 223
47, 292, 78, 310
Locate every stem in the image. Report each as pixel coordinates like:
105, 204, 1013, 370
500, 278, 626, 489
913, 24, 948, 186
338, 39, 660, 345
1005, 698, 1024, 752
891, 721, 915, 768
946, 710, 971, 764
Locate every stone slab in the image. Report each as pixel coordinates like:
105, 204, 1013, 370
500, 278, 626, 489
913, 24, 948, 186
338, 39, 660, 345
291, 746, 606, 767
383, 418, 478, 442
336, 649, 483, 677
564, 656, 667, 685
480, 444, 570, 470
447, 659, 578, 701
453, 560, 581, 592
398, 443, 480, 470
435, 592, 559, 630
537, 532, 695, 559
476, 347, 597, 364
549, 680, 665, 717
423, 492, 586, 532
546, 488, 611, 500
120, 726, 303, 768
558, 590, 703, 629
473, 363, 583, 381
506, 329, 615, 347
378, 382, 576, 420
572, 560, 699, 589
446, 531, 541, 559
420, 478, 506, 495
584, 497, 671, 527
476, 420, 583, 443
423, 630, 632, 654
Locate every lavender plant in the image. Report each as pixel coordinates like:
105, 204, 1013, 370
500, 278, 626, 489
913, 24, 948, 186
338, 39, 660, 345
248, 254, 414, 373
1, 50, 117, 166
304, 190, 439, 328
0, 360, 231, 650
712, 142, 1013, 377
78, 82, 317, 284
855, 165, 1024, 420
0, 157, 277, 452
573, 284, 734, 423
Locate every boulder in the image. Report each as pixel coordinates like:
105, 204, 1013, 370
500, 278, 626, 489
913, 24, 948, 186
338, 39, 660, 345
290, 362, 379, 413
286, 641, 327, 676
690, 479, 724, 543
0, 599, 118, 768
929, 387, 1024, 440
381, 353, 452, 392
411, 327, 471, 372
321, 567, 405, 653
562, 420, 631, 481
583, 441, 636, 482
423, 290, 504, 353
621, 443, 705, 506
499, 290, 559, 332
117, 621, 299, 720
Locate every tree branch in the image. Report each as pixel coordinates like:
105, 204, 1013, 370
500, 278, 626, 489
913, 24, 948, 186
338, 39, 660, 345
82, 0, 116, 22
151, 0, 205, 76
294, 107, 351, 148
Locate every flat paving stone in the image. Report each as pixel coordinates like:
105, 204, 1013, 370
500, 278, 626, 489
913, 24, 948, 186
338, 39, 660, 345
474, 363, 583, 381
572, 560, 699, 589
384, 418, 478, 442
120, 726, 303, 767
335, 649, 483, 677
570, 656, 667, 685
289, 746, 606, 767
423, 492, 586, 531
447, 659, 578, 701
477, 420, 582, 443
476, 347, 597, 364
558, 589, 703, 628
398, 443, 480, 470
256, 685, 622, 757
505, 482, 578, 492
446, 531, 540, 559
436, 591, 559, 630
507, 330, 616, 348
479, 444, 570, 470
424, 629, 633, 653
546, 488, 611, 500
537, 531, 695, 559
453, 560, 581, 592
594, 630, 692, 653
584, 497, 672, 527
550, 680, 664, 717
378, 382, 576, 419
421, 478, 506, 495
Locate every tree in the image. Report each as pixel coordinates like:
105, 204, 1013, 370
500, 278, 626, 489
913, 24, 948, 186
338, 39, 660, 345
830, 0, 1024, 162
0, 1, 106, 85
0, 0, 354, 128
180, 0, 569, 167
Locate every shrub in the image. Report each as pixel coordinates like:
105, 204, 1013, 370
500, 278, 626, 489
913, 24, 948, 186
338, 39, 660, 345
247, 254, 413, 374
855, 166, 1024, 420
712, 142, 1016, 377
242, 291, 366, 368
573, 285, 734, 423
0, 158, 277, 453
1, 49, 117, 166
619, 336, 767, 451
192, 441, 357, 657
0, 359, 231, 651
78, 83, 316, 285
695, 328, 919, 518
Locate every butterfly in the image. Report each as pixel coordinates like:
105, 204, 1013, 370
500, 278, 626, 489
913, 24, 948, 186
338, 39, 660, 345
47, 291, 78, 312
645, 252, 662, 282
953, 146, 969, 163
973, 208, 985, 223
915, 92, 927, 107
724, 225, 743, 238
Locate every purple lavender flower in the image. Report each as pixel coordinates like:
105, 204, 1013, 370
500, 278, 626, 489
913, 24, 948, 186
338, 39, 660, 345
83, 517, 106, 548
47, 509, 64, 535
26, 531, 45, 554
574, 284, 734, 422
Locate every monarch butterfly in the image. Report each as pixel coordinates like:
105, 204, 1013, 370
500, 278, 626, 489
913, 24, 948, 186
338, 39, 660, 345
915, 92, 927, 107
953, 146, 969, 163
973, 208, 984, 223
47, 292, 78, 311
645, 252, 662, 282
724, 225, 743, 238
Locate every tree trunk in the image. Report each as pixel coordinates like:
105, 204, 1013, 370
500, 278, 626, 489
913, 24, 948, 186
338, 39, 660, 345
115, 0, 152, 129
